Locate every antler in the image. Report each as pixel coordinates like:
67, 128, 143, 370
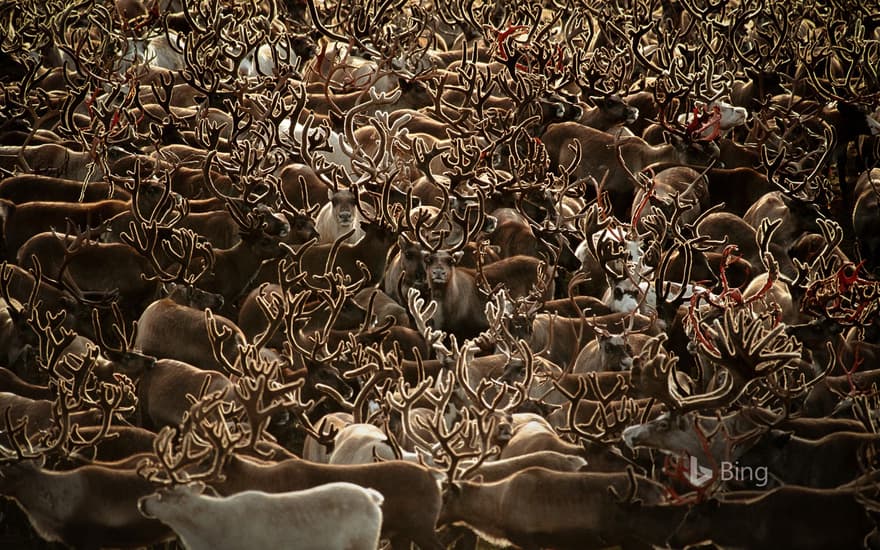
415, 386, 500, 481
90, 303, 139, 358
234, 364, 306, 456
0, 406, 41, 461
555, 376, 639, 444
138, 386, 243, 485
674, 299, 801, 417
386, 375, 437, 455
118, 164, 214, 286
0, 259, 44, 328
27, 307, 78, 377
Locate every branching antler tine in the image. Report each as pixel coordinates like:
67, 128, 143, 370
195, 415, 242, 478
755, 217, 782, 263
474, 378, 506, 412
386, 377, 436, 454
141, 381, 238, 485
426, 369, 456, 421
304, 0, 349, 42
137, 427, 179, 484
68, 405, 117, 450
501, 339, 535, 413
236, 384, 278, 449
0, 406, 39, 460
204, 309, 243, 376
351, 359, 393, 425
453, 342, 482, 405
0, 263, 35, 324
90, 304, 129, 355
557, 377, 611, 444
202, 151, 253, 231
673, 370, 737, 413
592, 371, 628, 404
252, 287, 288, 349
162, 228, 216, 286
554, 375, 590, 402
300, 413, 341, 450
315, 382, 355, 412
458, 411, 501, 479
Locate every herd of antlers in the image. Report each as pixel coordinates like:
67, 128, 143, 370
2, 0, 880, 548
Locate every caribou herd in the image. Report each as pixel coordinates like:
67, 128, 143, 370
2, 0, 880, 548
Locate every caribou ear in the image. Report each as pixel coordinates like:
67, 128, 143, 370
451, 251, 465, 264
483, 215, 497, 234
553, 102, 566, 118
675, 414, 690, 429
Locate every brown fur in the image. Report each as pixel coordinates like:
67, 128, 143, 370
439, 467, 670, 549
0, 461, 173, 548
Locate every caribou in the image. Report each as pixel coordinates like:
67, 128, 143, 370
2, 0, 880, 548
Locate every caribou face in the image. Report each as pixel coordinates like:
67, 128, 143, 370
424, 250, 462, 287
330, 189, 358, 227
622, 412, 700, 454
